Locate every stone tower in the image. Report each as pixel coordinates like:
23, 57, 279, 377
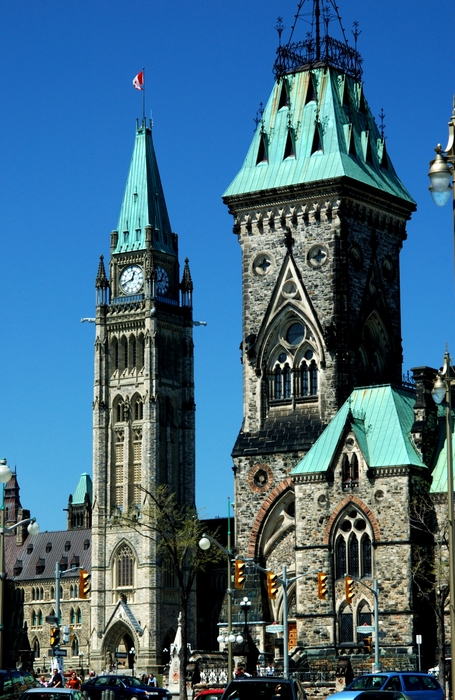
90, 120, 195, 671
222, 11, 416, 558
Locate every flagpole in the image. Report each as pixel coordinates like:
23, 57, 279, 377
142, 66, 145, 123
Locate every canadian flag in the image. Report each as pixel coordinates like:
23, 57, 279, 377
133, 71, 144, 91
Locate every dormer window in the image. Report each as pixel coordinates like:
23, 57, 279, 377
27, 544, 33, 555
46, 542, 52, 553
83, 539, 90, 550
36, 558, 45, 575
64, 541, 71, 552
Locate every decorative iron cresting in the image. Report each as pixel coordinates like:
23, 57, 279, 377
273, 0, 363, 81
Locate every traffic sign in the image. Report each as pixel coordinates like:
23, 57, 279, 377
356, 625, 376, 633
266, 625, 284, 633
53, 649, 67, 657
115, 652, 127, 658
45, 616, 58, 625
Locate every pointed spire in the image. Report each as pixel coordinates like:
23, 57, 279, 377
115, 121, 175, 256
181, 258, 193, 308
95, 255, 109, 306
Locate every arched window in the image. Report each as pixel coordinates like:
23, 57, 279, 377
33, 638, 40, 658
40, 587, 44, 600
51, 587, 55, 599
349, 535, 359, 578
131, 336, 137, 369
362, 534, 372, 577
117, 545, 134, 588
334, 509, 373, 580
70, 608, 76, 624
274, 366, 283, 400
339, 605, 353, 643
134, 399, 143, 421
342, 452, 360, 488
32, 610, 37, 626
72, 637, 79, 657
76, 608, 82, 624
335, 535, 347, 580
38, 610, 43, 626
309, 360, 318, 395
283, 364, 291, 399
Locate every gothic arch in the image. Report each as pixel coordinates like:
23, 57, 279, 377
102, 620, 137, 671
247, 478, 294, 557
323, 494, 381, 545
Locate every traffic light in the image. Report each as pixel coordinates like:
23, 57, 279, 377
345, 575, 355, 604
267, 571, 279, 599
362, 636, 372, 654
62, 625, 70, 644
234, 560, 246, 589
79, 569, 91, 599
50, 626, 60, 647
317, 572, 328, 600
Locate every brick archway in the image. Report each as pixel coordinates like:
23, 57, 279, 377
247, 477, 294, 557
323, 494, 381, 545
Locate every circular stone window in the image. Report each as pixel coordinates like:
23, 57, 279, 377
304, 349, 314, 360
308, 244, 328, 268
286, 322, 305, 345
248, 463, 274, 493
282, 281, 298, 298
278, 352, 287, 363
253, 253, 273, 276
317, 493, 327, 507
375, 489, 385, 502
253, 469, 269, 488
341, 521, 352, 532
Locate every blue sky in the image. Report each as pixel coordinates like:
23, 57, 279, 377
0, 0, 454, 532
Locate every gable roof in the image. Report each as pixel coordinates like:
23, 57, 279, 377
223, 67, 415, 208
291, 384, 424, 475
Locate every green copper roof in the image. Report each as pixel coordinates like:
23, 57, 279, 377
115, 121, 174, 255
430, 406, 455, 493
224, 67, 415, 206
291, 385, 424, 476
72, 472, 92, 505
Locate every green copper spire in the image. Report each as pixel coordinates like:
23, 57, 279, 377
223, 67, 415, 206
115, 120, 174, 255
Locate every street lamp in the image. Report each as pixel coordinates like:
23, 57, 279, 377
198, 497, 234, 681
432, 352, 455, 693
0, 458, 40, 667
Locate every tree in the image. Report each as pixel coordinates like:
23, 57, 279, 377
112, 484, 222, 700
411, 488, 449, 685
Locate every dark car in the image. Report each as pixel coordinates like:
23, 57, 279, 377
0, 670, 37, 700
19, 689, 87, 700
81, 676, 171, 700
222, 676, 307, 700
328, 673, 443, 700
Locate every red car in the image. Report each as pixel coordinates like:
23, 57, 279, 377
193, 688, 225, 700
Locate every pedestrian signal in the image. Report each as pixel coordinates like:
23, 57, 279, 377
345, 575, 355, 604
267, 571, 278, 599
317, 572, 328, 600
234, 560, 246, 589
362, 636, 372, 654
79, 569, 91, 599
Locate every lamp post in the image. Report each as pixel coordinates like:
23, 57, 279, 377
428, 103, 455, 256
79, 651, 84, 679
0, 458, 40, 667
198, 498, 235, 681
432, 352, 455, 694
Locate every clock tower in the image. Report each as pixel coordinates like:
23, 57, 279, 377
90, 119, 195, 671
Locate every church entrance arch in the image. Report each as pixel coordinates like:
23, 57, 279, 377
102, 621, 136, 673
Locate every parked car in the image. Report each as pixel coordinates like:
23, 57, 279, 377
222, 676, 307, 700
81, 676, 171, 700
194, 689, 225, 700
19, 689, 87, 700
0, 670, 37, 700
328, 673, 443, 700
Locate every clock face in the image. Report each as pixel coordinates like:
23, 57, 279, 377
119, 265, 144, 294
156, 266, 169, 295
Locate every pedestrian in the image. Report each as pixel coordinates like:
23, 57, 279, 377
141, 675, 148, 684
147, 674, 158, 687
39, 676, 47, 688
49, 668, 63, 688
66, 672, 81, 690
266, 663, 274, 676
